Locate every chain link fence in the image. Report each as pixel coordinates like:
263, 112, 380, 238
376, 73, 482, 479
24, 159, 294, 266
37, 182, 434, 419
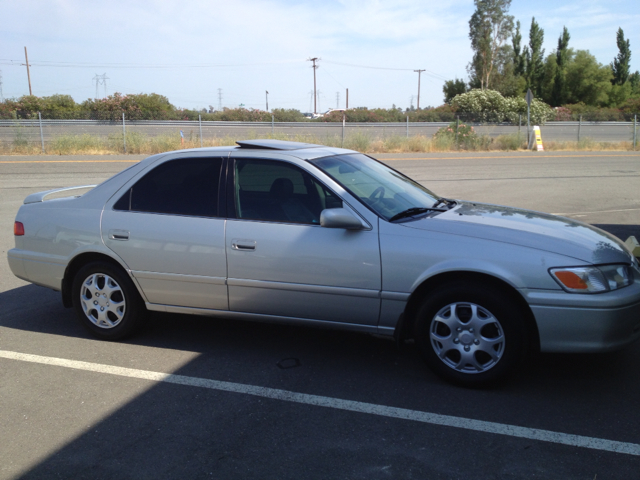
1, 114, 637, 153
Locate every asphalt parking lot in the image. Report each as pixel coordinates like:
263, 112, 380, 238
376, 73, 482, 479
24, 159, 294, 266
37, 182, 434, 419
1, 151, 640, 479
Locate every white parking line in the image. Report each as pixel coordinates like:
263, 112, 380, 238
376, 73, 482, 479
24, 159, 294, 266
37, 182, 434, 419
1, 349, 639, 457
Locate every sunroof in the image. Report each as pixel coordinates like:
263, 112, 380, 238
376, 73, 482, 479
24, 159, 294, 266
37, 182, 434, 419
236, 139, 322, 150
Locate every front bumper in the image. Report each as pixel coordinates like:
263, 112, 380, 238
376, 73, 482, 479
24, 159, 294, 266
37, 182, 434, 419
524, 282, 640, 353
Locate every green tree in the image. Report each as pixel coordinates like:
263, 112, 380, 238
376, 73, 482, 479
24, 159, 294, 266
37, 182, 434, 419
491, 46, 526, 97
512, 20, 526, 76
611, 27, 631, 85
540, 53, 557, 104
551, 26, 571, 106
468, 0, 515, 89
443, 78, 468, 104
524, 17, 545, 98
629, 71, 640, 96
566, 50, 613, 106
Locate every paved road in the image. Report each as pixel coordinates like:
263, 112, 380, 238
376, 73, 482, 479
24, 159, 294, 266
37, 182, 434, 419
1, 152, 639, 479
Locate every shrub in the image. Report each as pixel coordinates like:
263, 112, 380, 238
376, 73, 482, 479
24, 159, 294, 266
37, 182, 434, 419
451, 89, 554, 124
433, 121, 486, 149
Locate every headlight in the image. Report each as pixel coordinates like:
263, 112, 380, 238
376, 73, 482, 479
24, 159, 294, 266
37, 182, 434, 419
550, 265, 634, 293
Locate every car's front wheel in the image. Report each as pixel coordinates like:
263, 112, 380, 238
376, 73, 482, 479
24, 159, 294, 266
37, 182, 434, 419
72, 261, 146, 340
414, 282, 528, 387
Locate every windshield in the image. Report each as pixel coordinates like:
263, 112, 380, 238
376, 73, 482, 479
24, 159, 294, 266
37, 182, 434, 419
310, 154, 440, 221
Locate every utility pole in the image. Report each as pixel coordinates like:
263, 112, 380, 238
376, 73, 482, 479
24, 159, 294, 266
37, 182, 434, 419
307, 57, 319, 114
265, 90, 269, 111
23, 47, 33, 96
414, 69, 425, 109
336, 92, 339, 109
217, 88, 223, 110
346, 88, 349, 109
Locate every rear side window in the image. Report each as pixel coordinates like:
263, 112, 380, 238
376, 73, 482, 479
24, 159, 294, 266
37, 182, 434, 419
114, 158, 222, 217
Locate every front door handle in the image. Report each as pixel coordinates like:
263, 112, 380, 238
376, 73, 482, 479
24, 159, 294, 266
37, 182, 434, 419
231, 239, 256, 251
109, 229, 130, 241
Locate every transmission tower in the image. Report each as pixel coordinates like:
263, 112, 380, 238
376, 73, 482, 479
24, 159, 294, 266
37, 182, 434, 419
218, 88, 223, 110
336, 92, 339, 109
92, 73, 109, 99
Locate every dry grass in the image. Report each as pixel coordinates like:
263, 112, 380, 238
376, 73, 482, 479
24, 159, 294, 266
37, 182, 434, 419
542, 138, 635, 151
0, 131, 637, 155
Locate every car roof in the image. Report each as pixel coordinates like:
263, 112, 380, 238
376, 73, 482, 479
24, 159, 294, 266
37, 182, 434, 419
141, 139, 357, 164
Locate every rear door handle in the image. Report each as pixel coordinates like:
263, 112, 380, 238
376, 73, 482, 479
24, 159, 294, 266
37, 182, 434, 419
231, 239, 256, 251
109, 229, 130, 241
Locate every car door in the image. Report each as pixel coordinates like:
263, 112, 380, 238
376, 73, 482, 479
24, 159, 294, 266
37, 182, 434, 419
225, 156, 381, 326
101, 155, 228, 310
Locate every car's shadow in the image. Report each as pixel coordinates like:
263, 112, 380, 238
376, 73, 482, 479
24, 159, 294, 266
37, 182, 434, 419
1, 281, 638, 398
5, 281, 640, 479
593, 224, 640, 242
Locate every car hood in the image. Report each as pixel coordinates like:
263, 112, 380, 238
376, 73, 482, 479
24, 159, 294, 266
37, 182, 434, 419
400, 201, 633, 264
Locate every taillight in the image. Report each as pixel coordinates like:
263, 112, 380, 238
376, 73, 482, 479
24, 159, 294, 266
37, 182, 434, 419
14, 221, 24, 236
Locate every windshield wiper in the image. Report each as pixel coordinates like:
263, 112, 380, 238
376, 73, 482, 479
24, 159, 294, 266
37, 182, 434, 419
389, 207, 445, 222
432, 197, 456, 208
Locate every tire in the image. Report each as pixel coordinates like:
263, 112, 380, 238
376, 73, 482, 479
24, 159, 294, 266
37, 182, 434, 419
414, 281, 528, 388
71, 261, 147, 340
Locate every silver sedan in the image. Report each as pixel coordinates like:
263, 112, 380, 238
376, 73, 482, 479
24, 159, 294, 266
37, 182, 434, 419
8, 140, 640, 387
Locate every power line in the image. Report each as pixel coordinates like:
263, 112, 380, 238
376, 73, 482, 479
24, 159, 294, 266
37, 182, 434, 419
0, 56, 448, 81
0, 59, 304, 69
323, 59, 446, 80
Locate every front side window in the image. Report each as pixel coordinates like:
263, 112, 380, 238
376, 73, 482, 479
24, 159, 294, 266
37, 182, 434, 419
234, 159, 342, 224
310, 153, 439, 221
114, 157, 222, 217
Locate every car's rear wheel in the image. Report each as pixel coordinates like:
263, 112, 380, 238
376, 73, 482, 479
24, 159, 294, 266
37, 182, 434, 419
414, 282, 528, 387
72, 261, 146, 340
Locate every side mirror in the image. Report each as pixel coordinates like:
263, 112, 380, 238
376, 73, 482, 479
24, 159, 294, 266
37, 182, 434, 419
320, 208, 364, 230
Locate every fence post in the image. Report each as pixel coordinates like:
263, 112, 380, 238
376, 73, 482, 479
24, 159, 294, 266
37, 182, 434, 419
199, 114, 203, 148
406, 115, 409, 138
634, 115, 637, 150
272, 115, 274, 135
38, 111, 45, 154
455, 116, 460, 149
342, 113, 345, 147
122, 112, 126, 154
518, 114, 521, 145
578, 115, 582, 142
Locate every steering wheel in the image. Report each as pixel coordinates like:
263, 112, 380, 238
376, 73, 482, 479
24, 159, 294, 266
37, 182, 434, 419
368, 186, 385, 203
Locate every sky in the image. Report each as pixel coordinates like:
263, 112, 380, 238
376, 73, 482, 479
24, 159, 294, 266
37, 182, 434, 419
1, 0, 639, 112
